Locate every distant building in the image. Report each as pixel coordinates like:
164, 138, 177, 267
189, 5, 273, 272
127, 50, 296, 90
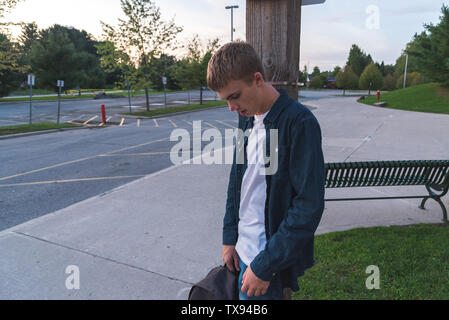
307, 75, 337, 89
325, 76, 337, 89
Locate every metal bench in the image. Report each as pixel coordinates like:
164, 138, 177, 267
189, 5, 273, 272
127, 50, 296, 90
325, 160, 449, 223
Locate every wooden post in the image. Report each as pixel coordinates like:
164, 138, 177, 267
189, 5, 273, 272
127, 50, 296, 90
246, 0, 302, 101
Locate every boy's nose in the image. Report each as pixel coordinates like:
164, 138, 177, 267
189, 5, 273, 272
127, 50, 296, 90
228, 101, 238, 112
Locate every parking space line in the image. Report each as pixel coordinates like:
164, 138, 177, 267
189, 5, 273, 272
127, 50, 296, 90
83, 115, 98, 125
168, 119, 177, 128
203, 121, 219, 130
153, 119, 159, 127
215, 120, 237, 129
0, 175, 146, 187
0, 137, 170, 182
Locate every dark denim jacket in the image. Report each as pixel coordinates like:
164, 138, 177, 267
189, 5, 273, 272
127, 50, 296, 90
223, 89, 325, 292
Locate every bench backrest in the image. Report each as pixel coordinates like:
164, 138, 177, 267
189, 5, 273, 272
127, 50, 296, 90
325, 160, 449, 188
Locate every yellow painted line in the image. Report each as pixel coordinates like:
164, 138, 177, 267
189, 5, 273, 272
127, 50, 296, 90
66, 121, 82, 126
98, 123, 104, 127
99, 151, 192, 157
168, 119, 177, 128
215, 120, 237, 129
0, 137, 170, 182
106, 116, 112, 122
153, 119, 159, 127
0, 175, 146, 187
83, 115, 98, 125
203, 121, 219, 130
119, 118, 125, 126
0, 156, 96, 182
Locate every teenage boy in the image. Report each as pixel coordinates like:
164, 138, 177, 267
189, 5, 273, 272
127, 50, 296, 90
207, 41, 325, 300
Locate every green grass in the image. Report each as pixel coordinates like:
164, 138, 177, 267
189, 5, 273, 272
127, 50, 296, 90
0, 89, 185, 103
293, 223, 449, 300
10, 89, 56, 95
0, 122, 80, 136
358, 83, 449, 115
123, 100, 226, 117
0, 94, 95, 102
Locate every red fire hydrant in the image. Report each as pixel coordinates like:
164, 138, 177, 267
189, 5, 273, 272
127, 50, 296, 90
376, 90, 380, 100
101, 104, 107, 124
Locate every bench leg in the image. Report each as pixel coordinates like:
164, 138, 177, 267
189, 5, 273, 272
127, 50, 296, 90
420, 185, 448, 224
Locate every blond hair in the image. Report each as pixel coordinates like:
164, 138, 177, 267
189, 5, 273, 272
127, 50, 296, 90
207, 41, 265, 92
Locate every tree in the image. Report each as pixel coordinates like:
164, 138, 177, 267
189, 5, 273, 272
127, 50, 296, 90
331, 66, 342, 76
336, 65, 359, 95
375, 61, 395, 77
146, 53, 179, 91
29, 26, 105, 91
346, 44, 373, 77
383, 74, 396, 91
309, 73, 327, 89
396, 72, 426, 89
394, 54, 418, 77
310, 66, 321, 78
0, 0, 22, 18
95, 40, 135, 88
172, 35, 220, 104
18, 22, 39, 54
406, 5, 449, 87
100, 0, 183, 111
0, 32, 29, 97
359, 62, 383, 95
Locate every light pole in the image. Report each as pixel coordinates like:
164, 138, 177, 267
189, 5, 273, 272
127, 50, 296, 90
225, 5, 239, 41
403, 53, 409, 89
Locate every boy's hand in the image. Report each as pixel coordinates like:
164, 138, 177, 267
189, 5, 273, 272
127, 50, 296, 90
222, 245, 240, 272
241, 266, 270, 297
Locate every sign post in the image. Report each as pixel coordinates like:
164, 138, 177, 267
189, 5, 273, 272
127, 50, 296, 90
27, 74, 35, 125
162, 76, 167, 110
126, 80, 132, 113
56, 80, 64, 125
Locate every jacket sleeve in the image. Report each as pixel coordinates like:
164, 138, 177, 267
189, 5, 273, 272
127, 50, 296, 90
250, 114, 325, 281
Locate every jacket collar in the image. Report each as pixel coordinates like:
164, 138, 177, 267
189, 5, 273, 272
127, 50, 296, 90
245, 89, 290, 127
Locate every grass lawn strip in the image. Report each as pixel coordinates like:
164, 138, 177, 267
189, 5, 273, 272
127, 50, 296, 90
293, 223, 449, 300
358, 83, 449, 115
0, 122, 80, 136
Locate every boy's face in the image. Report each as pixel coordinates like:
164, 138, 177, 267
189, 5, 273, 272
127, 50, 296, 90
216, 73, 264, 117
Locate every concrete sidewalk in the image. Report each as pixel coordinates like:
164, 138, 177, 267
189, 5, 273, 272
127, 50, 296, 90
0, 96, 448, 299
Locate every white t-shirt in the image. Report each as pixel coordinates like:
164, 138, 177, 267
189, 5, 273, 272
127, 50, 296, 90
235, 111, 269, 267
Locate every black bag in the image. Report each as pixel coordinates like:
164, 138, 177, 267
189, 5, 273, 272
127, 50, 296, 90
188, 265, 239, 300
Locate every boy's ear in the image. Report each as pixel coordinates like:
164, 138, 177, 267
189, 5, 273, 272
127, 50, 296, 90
254, 72, 265, 86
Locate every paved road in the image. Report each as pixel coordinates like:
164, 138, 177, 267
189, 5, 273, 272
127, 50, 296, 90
0, 90, 220, 127
0, 106, 240, 232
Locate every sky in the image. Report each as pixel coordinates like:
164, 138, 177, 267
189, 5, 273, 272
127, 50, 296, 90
2, 0, 449, 71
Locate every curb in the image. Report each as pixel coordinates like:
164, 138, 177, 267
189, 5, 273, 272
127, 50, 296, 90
0, 125, 98, 141
120, 104, 227, 120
